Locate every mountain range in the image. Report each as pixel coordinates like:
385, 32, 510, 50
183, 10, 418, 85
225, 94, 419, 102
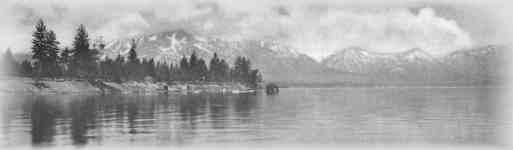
101, 29, 510, 85
101, 30, 363, 83
322, 45, 510, 85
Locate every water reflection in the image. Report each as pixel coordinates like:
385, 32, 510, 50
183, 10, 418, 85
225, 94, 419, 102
70, 97, 98, 145
0, 88, 505, 147
30, 96, 58, 145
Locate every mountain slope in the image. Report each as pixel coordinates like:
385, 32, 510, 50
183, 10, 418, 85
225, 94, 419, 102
102, 30, 363, 83
322, 46, 510, 84
443, 45, 510, 82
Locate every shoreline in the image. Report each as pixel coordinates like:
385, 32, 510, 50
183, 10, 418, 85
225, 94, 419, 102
1, 77, 255, 95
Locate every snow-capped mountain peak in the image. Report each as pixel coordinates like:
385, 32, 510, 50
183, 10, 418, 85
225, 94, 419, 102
399, 48, 435, 62
100, 29, 332, 82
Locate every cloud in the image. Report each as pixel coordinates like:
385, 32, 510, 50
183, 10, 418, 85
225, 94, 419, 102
280, 7, 474, 59
0, 0, 501, 61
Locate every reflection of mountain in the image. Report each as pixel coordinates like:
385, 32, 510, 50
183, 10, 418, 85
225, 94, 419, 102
322, 45, 510, 85
102, 30, 362, 83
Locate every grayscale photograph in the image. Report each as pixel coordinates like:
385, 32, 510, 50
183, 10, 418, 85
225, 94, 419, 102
0, 0, 512, 149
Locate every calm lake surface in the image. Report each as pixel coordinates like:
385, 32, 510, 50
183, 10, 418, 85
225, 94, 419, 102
0, 87, 507, 147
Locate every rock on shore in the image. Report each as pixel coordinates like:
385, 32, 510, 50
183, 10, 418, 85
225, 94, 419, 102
1, 77, 253, 95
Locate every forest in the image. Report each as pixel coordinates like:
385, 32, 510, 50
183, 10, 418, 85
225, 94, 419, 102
1, 19, 262, 88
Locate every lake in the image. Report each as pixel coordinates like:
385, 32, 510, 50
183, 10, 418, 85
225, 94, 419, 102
0, 87, 508, 147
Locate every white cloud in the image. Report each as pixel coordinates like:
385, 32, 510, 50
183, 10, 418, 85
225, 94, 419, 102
280, 7, 474, 60
0, 0, 499, 61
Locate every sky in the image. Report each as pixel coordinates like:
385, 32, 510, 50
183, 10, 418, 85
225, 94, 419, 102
1, 0, 512, 61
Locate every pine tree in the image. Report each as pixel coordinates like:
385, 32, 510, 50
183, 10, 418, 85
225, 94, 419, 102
59, 47, 72, 78
128, 39, 138, 64
20, 60, 33, 77
208, 53, 220, 81
233, 56, 245, 82
147, 58, 156, 78
249, 69, 262, 88
189, 51, 198, 81
45, 30, 60, 78
99, 58, 113, 80
31, 19, 47, 79
113, 54, 125, 83
232, 56, 253, 85
169, 63, 176, 82
2, 49, 17, 76
126, 39, 140, 80
218, 59, 230, 81
197, 59, 208, 81
179, 56, 189, 81
71, 24, 97, 79
156, 62, 171, 82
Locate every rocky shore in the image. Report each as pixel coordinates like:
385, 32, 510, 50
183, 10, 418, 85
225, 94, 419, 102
1, 77, 254, 95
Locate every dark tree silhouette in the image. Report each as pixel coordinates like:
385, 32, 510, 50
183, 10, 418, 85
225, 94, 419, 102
19, 60, 33, 77
126, 39, 140, 80
31, 19, 48, 79
59, 47, 72, 78
196, 58, 208, 81
18, 20, 264, 88
45, 30, 60, 78
179, 56, 189, 81
71, 24, 98, 79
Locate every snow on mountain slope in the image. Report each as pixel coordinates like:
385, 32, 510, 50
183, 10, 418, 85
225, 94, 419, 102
321, 45, 509, 83
443, 45, 510, 81
101, 29, 509, 84
101, 29, 358, 83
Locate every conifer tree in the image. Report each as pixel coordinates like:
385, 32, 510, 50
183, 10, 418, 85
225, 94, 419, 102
249, 69, 262, 88
197, 59, 208, 81
179, 56, 189, 81
147, 58, 156, 78
189, 51, 198, 81
31, 19, 47, 79
71, 24, 97, 79
20, 60, 33, 77
45, 30, 60, 78
113, 54, 125, 83
59, 47, 72, 78
128, 39, 138, 64
2, 49, 17, 76
218, 59, 230, 81
127, 39, 140, 80
208, 53, 220, 81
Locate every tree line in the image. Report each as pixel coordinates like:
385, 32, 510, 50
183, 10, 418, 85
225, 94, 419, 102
2, 19, 262, 88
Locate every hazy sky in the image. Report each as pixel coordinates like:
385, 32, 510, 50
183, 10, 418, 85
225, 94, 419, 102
1, 0, 512, 60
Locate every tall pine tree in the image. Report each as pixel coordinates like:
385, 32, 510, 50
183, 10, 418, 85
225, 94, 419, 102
45, 30, 60, 78
197, 59, 208, 81
31, 19, 47, 79
59, 47, 72, 78
208, 53, 220, 81
127, 39, 140, 80
189, 51, 199, 81
179, 56, 189, 81
71, 24, 97, 79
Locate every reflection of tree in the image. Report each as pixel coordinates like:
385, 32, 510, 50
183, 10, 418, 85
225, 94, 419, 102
207, 93, 229, 129
70, 97, 97, 146
178, 94, 207, 129
30, 96, 58, 145
24, 93, 262, 146
127, 98, 138, 134
232, 93, 259, 119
